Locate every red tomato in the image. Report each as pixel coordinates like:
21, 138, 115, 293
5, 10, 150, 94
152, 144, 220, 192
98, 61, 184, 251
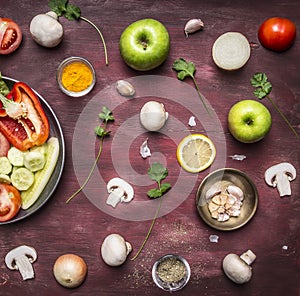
0, 184, 21, 222
258, 17, 296, 52
0, 131, 10, 156
0, 18, 22, 55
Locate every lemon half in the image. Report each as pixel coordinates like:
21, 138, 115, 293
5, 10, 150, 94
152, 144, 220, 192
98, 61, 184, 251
176, 134, 216, 173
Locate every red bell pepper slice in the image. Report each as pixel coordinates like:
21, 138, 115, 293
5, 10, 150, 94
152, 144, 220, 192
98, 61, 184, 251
0, 82, 49, 151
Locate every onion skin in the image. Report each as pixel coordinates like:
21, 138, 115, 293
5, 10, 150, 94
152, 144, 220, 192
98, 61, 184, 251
53, 254, 88, 288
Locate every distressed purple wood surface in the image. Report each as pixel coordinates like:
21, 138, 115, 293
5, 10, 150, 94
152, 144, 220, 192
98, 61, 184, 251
0, 0, 299, 295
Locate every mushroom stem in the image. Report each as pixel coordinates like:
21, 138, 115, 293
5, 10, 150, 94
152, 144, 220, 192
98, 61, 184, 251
240, 250, 256, 265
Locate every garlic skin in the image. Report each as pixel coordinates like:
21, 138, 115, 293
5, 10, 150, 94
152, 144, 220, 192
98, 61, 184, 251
140, 138, 151, 158
30, 11, 63, 47
184, 19, 204, 37
101, 234, 132, 267
140, 101, 168, 132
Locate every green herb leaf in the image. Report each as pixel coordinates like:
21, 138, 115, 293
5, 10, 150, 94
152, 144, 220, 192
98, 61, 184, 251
250, 72, 272, 99
66, 106, 114, 203
0, 73, 10, 96
172, 58, 210, 115
48, 0, 68, 16
160, 182, 171, 194
148, 162, 168, 183
147, 188, 163, 199
65, 3, 81, 20
172, 58, 195, 80
99, 106, 114, 123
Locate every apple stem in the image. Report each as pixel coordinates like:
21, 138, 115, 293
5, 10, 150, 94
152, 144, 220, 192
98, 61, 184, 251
80, 16, 108, 66
267, 95, 300, 140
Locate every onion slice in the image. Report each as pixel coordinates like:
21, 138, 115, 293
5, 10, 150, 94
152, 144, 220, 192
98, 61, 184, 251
212, 32, 251, 71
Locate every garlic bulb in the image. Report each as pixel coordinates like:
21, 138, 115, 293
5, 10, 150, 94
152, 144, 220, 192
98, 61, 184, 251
140, 101, 168, 131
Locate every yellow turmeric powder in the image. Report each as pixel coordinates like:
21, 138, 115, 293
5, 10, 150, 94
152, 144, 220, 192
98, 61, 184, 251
61, 61, 93, 92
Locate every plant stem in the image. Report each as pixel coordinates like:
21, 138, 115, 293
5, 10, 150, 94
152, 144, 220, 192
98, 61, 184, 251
80, 16, 108, 66
192, 76, 210, 115
66, 123, 107, 203
131, 197, 163, 261
267, 95, 300, 140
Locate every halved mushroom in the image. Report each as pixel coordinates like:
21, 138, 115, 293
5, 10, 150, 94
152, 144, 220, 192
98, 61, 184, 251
264, 162, 296, 197
5, 245, 37, 280
106, 177, 134, 208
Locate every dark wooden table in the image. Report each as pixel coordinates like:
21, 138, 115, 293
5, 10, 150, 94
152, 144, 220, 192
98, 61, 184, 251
1, 1, 299, 295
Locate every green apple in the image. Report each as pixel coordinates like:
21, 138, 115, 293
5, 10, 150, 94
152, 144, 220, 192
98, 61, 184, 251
228, 100, 272, 143
119, 18, 170, 71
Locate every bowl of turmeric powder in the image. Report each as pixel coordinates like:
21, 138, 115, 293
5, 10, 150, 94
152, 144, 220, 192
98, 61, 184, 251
57, 56, 96, 97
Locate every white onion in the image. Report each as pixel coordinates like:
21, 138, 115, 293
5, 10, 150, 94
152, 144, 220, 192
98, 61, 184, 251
53, 254, 87, 288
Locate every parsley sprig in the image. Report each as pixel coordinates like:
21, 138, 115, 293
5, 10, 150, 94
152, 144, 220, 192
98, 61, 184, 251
173, 58, 210, 115
131, 162, 171, 260
49, 0, 108, 65
147, 162, 171, 198
251, 73, 299, 140
66, 106, 114, 203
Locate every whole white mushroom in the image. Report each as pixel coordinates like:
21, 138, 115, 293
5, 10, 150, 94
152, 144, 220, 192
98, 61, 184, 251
101, 233, 132, 267
140, 101, 168, 132
30, 11, 63, 47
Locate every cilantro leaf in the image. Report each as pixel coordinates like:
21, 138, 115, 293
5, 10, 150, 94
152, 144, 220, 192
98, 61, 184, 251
148, 162, 168, 183
147, 188, 163, 199
250, 72, 299, 140
49, 0, 68, 16
65, 3, 81, 20
160, 182, 171, 194
99, 106, 114, 123
172, 58, 210, 114
172, 58, 195, 80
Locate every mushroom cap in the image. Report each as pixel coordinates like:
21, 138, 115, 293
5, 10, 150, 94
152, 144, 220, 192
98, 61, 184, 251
5, 245, 37, 269
222, 253, 252, 284
101, 233, 132, 267
106, 177, 134, 202
265, 162, 296, 186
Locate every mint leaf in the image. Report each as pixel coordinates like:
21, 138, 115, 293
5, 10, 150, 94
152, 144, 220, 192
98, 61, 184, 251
148, 162, 168, 183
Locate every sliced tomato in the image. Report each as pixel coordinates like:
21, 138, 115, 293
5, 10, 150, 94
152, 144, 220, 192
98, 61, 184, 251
0, 184, 21, 222
0, 131, 10, 156
0, 18, 22, 55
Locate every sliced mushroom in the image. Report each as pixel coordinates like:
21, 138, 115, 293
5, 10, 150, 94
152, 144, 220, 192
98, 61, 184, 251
5, 245, 37, 280
264, 162, 296, 197
106, 177, 134, 208
222, 250, 256, 284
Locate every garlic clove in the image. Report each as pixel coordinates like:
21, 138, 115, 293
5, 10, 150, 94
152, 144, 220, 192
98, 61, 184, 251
116, 80, 135, 97
140, 138, 151, 158
184, 19, 204, 37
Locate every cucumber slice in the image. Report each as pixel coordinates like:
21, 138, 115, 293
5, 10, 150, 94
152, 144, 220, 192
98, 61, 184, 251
0, 156, 12, 174
7, 147, 24, 166
30, 143, 48, 158
0, 174, 11, 184
11, 167, 34, 191
21, 137, 60, 210
24, 150, 46, 172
